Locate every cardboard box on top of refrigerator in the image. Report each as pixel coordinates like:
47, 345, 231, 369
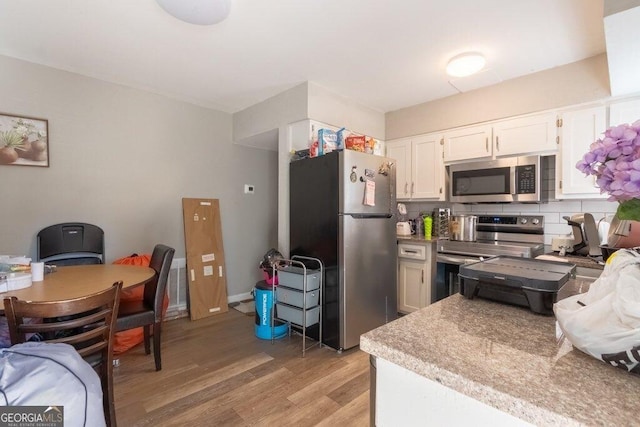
345, 135, 365, 152
317, 128, 338, 156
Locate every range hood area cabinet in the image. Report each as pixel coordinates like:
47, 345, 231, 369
386, 133, 445, 201
443, 112, 559, 163
556, 98, 640, 199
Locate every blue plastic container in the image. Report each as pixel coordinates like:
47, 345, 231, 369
254, 281, 288, 340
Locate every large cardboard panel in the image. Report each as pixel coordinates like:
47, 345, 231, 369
182, 198, 229, 320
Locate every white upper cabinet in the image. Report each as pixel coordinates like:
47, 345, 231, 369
442, 124, 492, 162
442, 112, 558, 163
492, 112, 558, 157
556, 105, 607, 199
609, 98, 640, 126
557, 98, 640, 199
387, 133, 445, 201
412, 134, 445, 199
387, 139, 412, 199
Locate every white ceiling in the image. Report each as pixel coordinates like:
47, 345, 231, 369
0, 0, 606, 114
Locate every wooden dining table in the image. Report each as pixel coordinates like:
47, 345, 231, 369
2, 264, 155, 302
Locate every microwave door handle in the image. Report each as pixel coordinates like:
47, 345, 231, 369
509, 166, 516, 196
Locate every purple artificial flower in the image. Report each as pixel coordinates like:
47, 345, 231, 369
577, 122, 640, 202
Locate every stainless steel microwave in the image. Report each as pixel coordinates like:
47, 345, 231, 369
448, 155, 554, 203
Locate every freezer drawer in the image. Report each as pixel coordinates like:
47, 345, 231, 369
277, 266, 321, 291
276, 303, 320, 326
276, 286, 320, 308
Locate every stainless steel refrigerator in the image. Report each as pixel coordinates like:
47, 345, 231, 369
289, 150, 398, 351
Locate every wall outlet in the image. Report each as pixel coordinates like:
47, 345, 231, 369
244, 184, 255, 194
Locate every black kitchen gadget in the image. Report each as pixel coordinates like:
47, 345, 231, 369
458, 256, 576, 315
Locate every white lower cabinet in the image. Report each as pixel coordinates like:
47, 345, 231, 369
397, 242, 435, 314
375, 358, 531, 427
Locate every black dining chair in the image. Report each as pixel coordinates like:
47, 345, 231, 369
115, 244, 174, 371
4, 282, 122, 427
37, 222, 105, 266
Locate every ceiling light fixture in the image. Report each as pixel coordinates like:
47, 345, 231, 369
156, 0, 232, 26
446, 52, 486, 77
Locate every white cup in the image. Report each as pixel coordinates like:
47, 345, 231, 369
31, 262, 45, 282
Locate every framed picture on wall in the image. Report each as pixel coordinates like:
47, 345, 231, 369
0, 113, 49, 167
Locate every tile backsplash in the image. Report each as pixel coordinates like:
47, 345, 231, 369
401, 199, 617, 245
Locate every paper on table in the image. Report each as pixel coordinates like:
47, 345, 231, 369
364, 179, 375, 206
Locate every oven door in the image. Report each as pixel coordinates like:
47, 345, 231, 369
435, 253, 483, 301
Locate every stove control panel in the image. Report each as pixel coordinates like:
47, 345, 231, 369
477, 215, 544, 233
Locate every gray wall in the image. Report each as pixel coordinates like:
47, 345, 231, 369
386, 54, 611, 139
0, 55, 277, 299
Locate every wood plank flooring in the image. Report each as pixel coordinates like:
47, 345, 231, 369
113, 308, 371, 426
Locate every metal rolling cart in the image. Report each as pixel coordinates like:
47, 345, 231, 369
271, 256, 323, 357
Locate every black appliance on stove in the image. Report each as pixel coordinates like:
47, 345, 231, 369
435, 214, 546, 301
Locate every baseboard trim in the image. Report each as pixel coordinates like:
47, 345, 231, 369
228, 292, 253, 304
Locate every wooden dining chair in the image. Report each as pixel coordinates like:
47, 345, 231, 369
4, 281, 122, 427
116, 244, 174, 371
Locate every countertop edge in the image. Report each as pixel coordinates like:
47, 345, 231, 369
361, 321, 580, 426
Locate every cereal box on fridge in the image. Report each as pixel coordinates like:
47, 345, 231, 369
317, 128, 338, 156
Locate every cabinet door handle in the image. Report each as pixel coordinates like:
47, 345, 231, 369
439, 187, 443, 194
421, 270, 424, 283
404, 182, 408, 194
496, 136, 500, 151
411, 182, 415, 195
485, 137, 489, 152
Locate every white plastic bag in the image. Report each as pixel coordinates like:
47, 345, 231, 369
553, 249, 640, 374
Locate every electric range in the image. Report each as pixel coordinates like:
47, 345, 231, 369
437, 214, 546, 260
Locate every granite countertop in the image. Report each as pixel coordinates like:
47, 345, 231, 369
538, 252, 605, 271
396, 235, 438, 243
360, 278, 639, 426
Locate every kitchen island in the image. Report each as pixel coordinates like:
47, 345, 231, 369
361, 279, 639, 426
